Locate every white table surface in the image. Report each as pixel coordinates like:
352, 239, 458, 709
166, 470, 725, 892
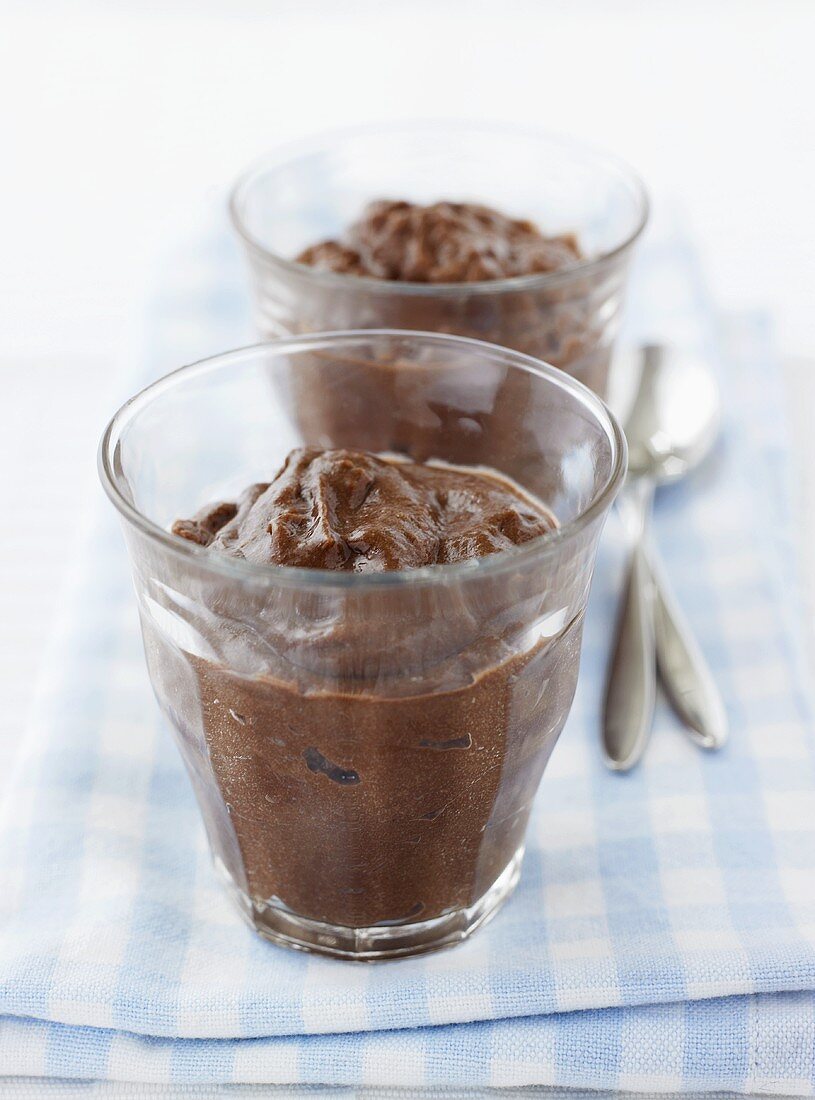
1, 1, 814, 1093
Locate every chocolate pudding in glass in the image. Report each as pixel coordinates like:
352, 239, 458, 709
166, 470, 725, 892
99, 331, 626, 959
229, 124, 648, 400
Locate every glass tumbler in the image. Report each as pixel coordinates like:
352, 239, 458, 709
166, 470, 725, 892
229, 123, 648, 398
99, 331, 626, 960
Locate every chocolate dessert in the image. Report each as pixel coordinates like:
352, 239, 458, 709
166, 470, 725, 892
171, 447, 556, 570
290, 198, 612, 394
277, 200, 610, 466
164, 448, 581, 932
297, 199, 582, 283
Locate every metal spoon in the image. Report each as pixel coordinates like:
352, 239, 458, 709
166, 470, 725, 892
603, 344, 729, 771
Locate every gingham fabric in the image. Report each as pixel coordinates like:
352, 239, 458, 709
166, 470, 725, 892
1, 221, 814, 1095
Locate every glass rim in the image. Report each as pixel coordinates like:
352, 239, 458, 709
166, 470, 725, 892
228, 120, 650, 298
98, 330, 627, 591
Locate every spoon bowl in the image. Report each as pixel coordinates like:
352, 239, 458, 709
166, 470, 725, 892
621, 344, 722, 484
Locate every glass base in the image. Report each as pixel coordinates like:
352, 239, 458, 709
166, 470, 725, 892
216, 848, 523, 961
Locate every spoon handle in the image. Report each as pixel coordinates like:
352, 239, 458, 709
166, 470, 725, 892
603, 484, 657, 771
649, 547, 729, 749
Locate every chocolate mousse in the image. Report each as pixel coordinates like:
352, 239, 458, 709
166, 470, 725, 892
166, 448, 581, 934
172, 447, 556, 570
287, 200, 611, 452
297, 199, 582, 283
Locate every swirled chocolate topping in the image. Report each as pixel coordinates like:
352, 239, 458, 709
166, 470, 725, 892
172, 447, 556, 573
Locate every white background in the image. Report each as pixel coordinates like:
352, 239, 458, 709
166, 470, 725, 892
1, 0, 814, 772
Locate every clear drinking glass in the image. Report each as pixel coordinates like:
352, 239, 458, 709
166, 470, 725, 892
229, 123, 648, 398
99, 331, 626, 960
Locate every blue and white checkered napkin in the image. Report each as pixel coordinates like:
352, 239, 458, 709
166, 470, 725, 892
1, 220, 815, 1097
